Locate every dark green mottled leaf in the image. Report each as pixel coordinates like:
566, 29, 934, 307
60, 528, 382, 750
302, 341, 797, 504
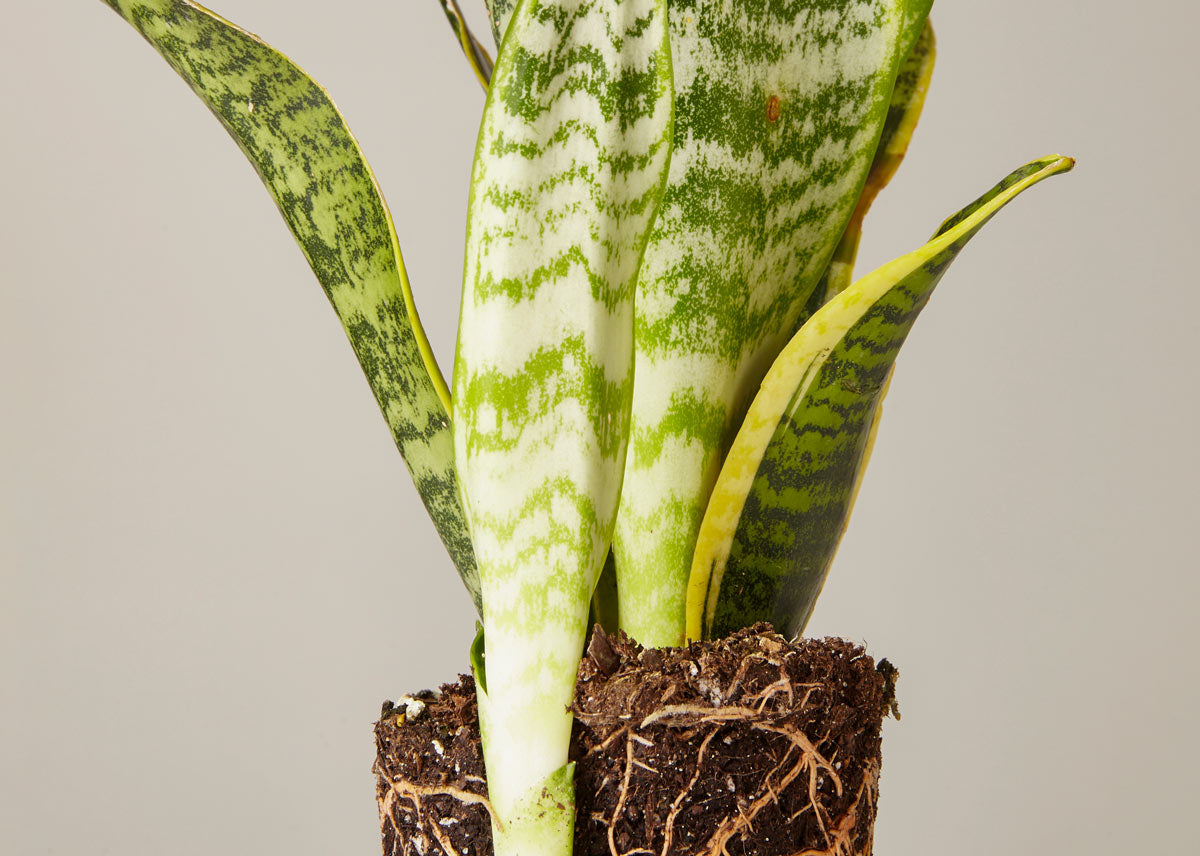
689, 155, 1074, 641
101, 0, 479, 610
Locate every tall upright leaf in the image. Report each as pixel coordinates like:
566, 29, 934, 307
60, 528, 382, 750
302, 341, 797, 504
611, 0, 934, 647
452, 0, 673, 853
688, 155, 1075, 641
101, 0, 480, 609
812, 18, 936, 307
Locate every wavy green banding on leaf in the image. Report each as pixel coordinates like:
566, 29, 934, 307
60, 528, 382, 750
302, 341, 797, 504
785, 22, 934, 633
813, 19, 936, 307
688, 155, 1075, 642
612, 0, 934, 648
100, 0, 481, 610
434, 0, 494, 89
452, 1, 673, 853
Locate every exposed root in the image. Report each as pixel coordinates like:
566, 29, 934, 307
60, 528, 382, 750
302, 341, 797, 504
380, 775, 500, 856
584, 724, 632, 758
376, 627, 889, 856
427, 817, 464, 856
697, 722, 842, 856
385, 778, 499, 828
660, 727, 721, 856
720, 652, 763, 702
746, 675, 795, 712
783, 762, 879, 856
639, 703, 764, 729
608, 735, 637, 856
378, 786, 397, 841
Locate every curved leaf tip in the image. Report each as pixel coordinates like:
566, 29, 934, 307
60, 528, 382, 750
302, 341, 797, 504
613, 0, 941, 649
688, 153, 1074, 642
100, 0, 481, 609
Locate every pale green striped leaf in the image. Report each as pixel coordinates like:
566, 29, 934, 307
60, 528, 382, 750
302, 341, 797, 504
433, 0, 494, 88
101, 0, 480, 611
811, 18, 936, 307
452, 0, 673, 853
612, 0, 934, 647
687, 155, 1075, 642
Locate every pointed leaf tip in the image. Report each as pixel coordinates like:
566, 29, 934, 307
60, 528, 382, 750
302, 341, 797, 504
101, 0, 481, 610
689, 154, 1073, 641
614, 0, 942, 648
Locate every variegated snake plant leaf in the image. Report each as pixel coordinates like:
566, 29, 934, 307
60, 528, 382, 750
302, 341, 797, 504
451, 0, 674, 852
95, 6, 1073, 853
811, 18, 937, 309
483, 2, 946, 649
766, 14, 934, 634
101, 0, 482, 610
688, 155, 1075, 642
484, 0, 518, 45
609, 0, 935, 647
793, 19, 936, 573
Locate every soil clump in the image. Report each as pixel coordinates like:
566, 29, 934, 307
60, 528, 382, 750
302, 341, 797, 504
374, 624, 895, 856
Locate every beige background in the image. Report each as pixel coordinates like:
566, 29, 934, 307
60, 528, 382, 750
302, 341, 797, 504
2, 1, 1197, 853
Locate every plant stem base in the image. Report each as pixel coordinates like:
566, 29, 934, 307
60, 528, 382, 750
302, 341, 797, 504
374, 624, 896, 856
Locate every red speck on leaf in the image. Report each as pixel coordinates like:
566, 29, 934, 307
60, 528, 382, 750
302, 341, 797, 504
766, 95, 781, 123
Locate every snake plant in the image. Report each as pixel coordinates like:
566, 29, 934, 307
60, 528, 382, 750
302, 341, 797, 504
99, 2, 1071, 855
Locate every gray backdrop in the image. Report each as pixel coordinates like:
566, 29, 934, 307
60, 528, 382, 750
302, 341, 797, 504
3, 1, 1197, 853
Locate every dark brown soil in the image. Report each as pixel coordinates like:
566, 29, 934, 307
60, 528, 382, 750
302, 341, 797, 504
374, 624, 896, 856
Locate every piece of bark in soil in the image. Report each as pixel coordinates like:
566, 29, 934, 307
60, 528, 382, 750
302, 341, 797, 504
374, 623, 896, 856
